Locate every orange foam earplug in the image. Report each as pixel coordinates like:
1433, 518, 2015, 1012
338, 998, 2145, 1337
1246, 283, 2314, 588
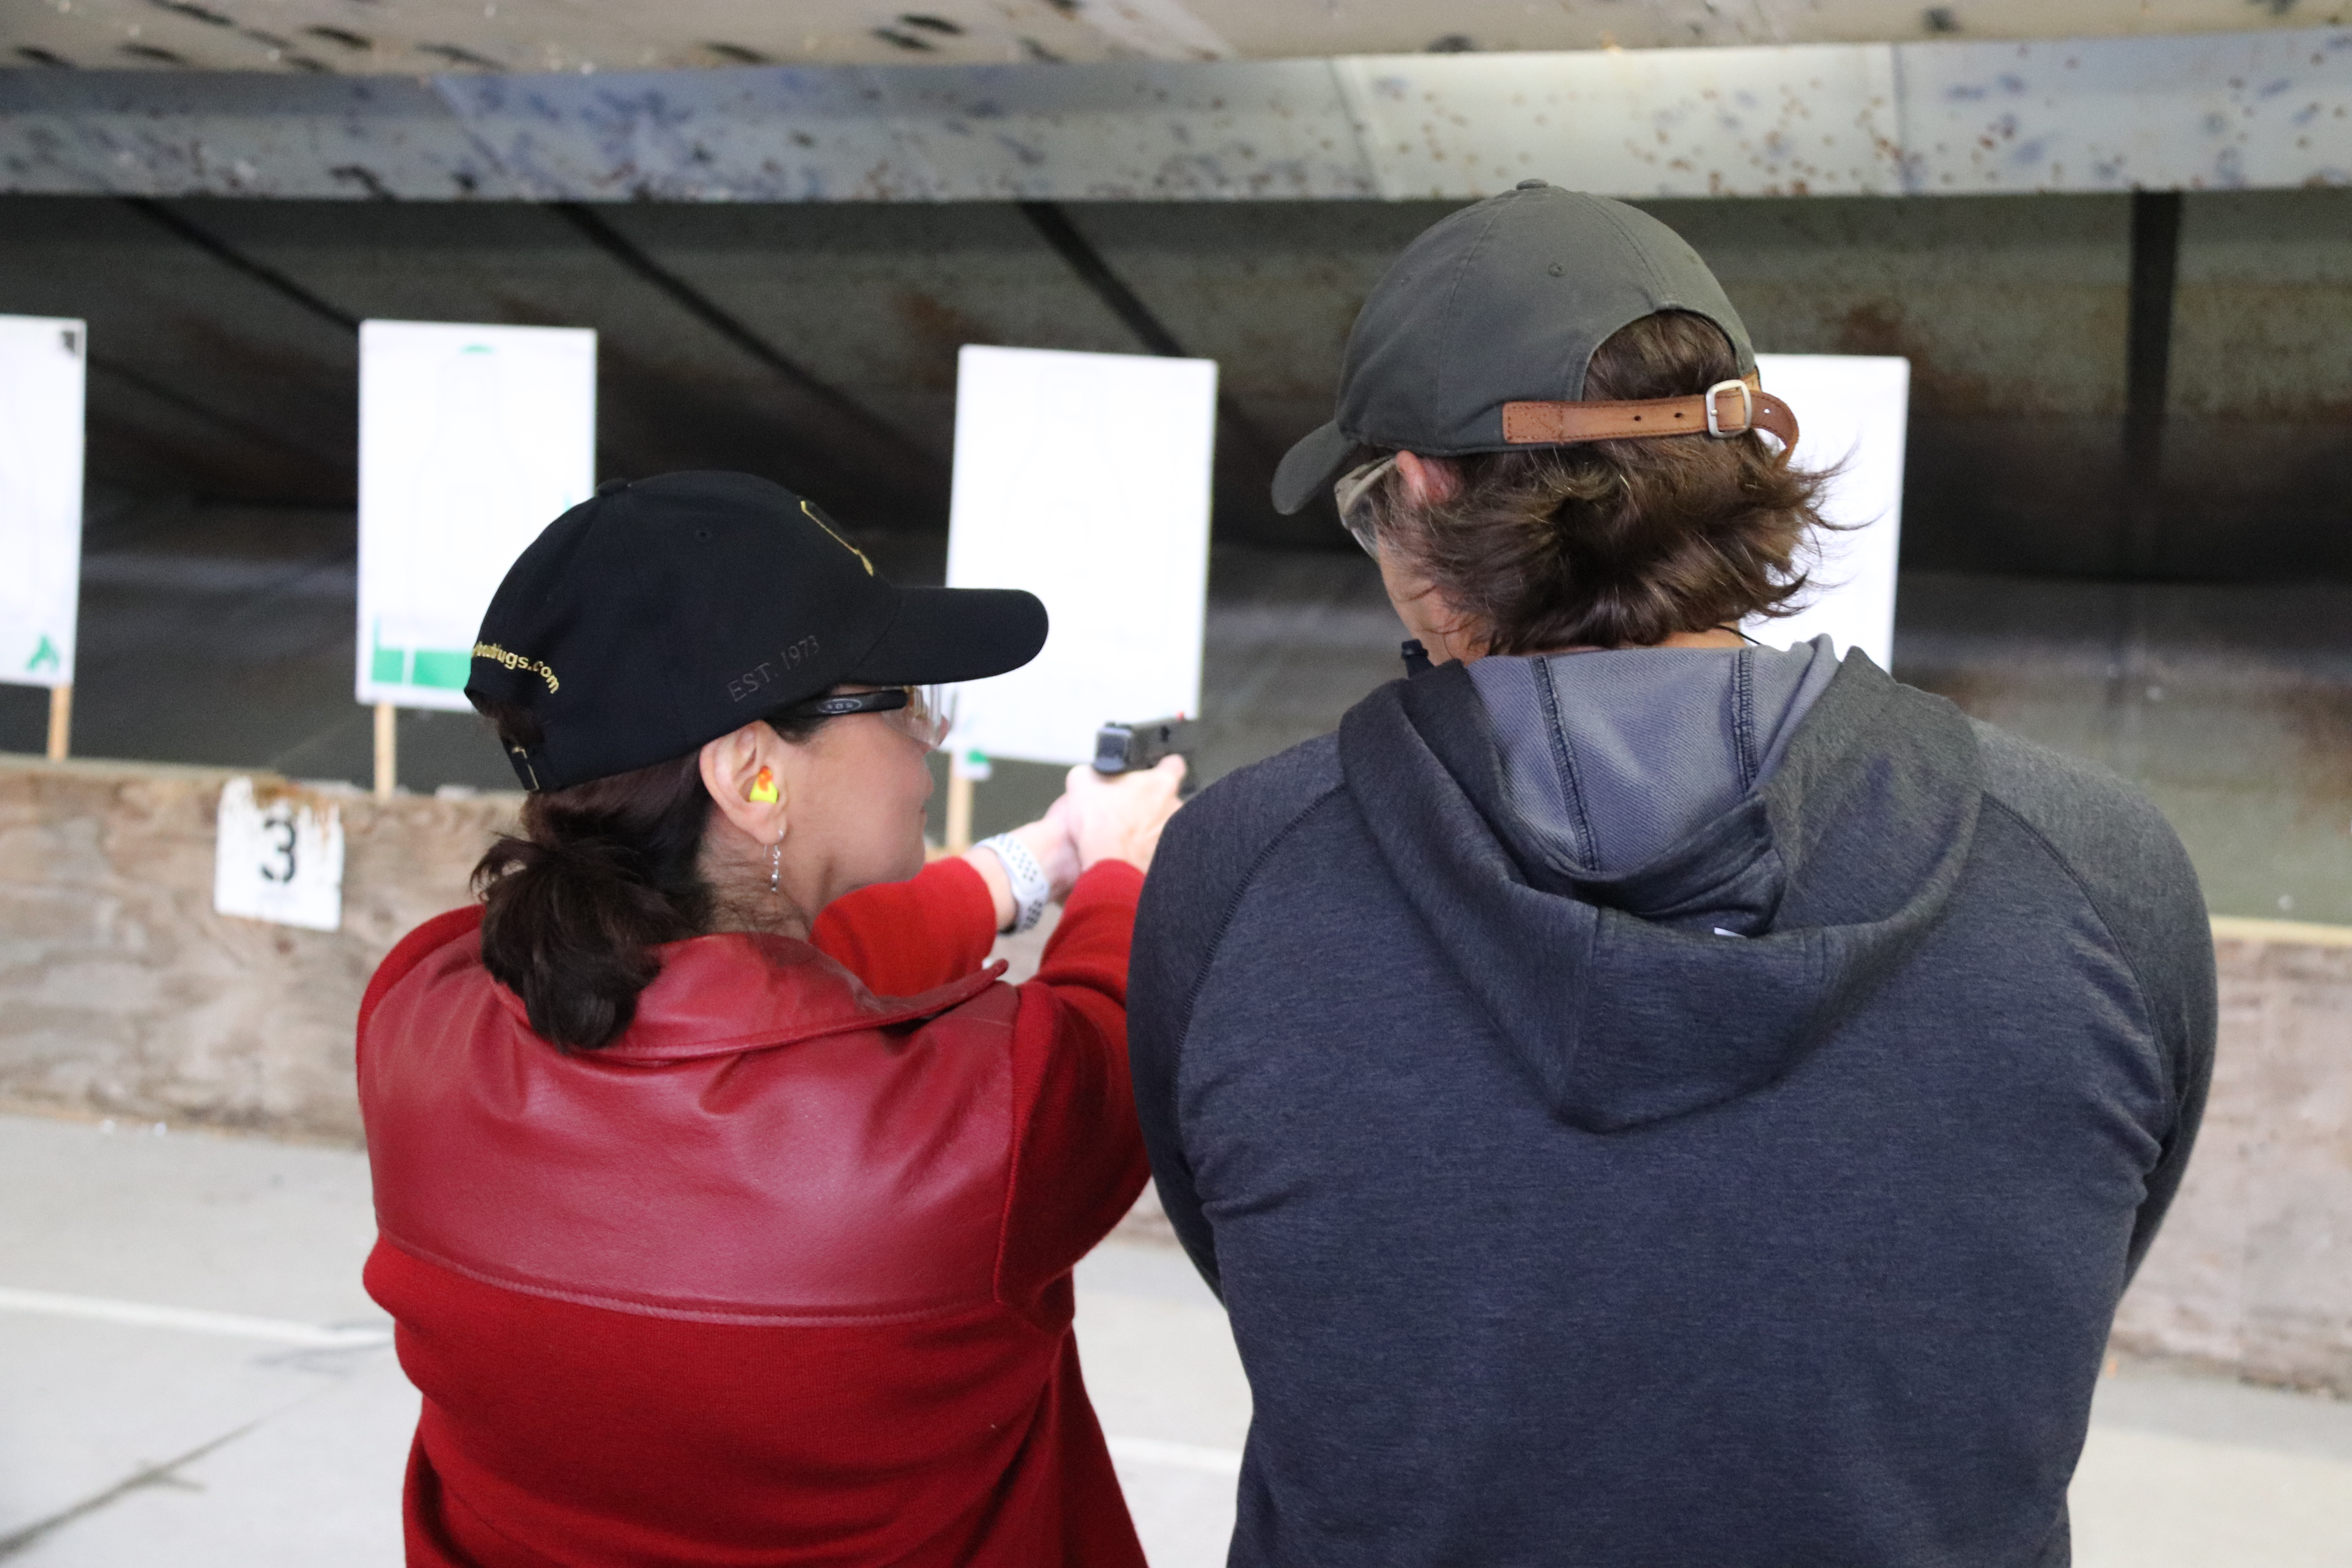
749, 766, 778, 804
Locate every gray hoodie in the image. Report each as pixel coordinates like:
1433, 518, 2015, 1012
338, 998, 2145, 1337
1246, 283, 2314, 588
1128, 646, 2213, 1568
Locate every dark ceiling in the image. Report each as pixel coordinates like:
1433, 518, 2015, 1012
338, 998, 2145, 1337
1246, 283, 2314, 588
2, 187, 2347, 578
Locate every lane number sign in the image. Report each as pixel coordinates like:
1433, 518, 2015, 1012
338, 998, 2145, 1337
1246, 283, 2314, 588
213, 777, 345, 933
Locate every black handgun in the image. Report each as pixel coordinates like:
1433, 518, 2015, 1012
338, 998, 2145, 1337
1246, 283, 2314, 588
1093, 717, 1197, 795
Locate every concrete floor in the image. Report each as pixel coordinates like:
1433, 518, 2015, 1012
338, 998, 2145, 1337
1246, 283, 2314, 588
1, 1109, 2347, 1566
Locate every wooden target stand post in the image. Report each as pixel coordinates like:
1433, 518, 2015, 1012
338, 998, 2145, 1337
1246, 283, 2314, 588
45, 684, 71, 762
942, 749, 986, 856
946, 773, 973, 854
373, 701, 398, 800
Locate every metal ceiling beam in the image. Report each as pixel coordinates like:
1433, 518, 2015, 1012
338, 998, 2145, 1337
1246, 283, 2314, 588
2119, 189, 2183, 577
1017, 199, 1284, 483
1017, 202, 1187, 360
88, 353, 355, 478
12, 0, 2332, 76
547, 202, 940, 483
4, 29, 2347, 203
119, 197, 360, 332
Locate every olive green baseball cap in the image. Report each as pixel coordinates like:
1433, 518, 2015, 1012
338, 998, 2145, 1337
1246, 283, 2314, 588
1272, 181, 1757, 515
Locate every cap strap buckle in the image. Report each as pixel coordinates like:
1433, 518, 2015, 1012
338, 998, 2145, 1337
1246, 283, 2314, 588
1497, 372, 1799, 457
1704, 379, 1752, 438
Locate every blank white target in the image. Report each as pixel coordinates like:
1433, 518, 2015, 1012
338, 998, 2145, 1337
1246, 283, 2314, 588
0, 315, 87, 690
358, 320, 596, 712
1744, 353, 1910, 668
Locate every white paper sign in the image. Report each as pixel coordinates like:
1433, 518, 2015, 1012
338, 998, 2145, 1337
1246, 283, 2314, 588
213, 778, 345, 933
358, 320, 596, 712
945, 345, 1216, 767
1743, 354, 1910, 667
0, 316, 87, 690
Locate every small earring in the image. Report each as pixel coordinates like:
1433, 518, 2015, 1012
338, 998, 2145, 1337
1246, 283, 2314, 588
749, 766, 778, 804
769, 839, 781, 895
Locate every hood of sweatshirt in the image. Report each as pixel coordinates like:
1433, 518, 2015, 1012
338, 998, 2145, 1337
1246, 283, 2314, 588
1336, 645, 1982, 1133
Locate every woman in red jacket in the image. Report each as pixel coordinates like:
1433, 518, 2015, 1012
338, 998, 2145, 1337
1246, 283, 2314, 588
357, 471, 1184, 1567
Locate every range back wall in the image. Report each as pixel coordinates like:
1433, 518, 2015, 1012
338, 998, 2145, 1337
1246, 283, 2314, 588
0, 187, 2344, 567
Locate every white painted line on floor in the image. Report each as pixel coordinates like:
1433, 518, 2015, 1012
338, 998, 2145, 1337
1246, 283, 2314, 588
1107, 1434, 1244, 1477
0, 1286, 393, 1349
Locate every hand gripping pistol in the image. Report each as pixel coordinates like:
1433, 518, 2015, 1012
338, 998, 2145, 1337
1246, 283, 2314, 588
1092, 717, 1198, 796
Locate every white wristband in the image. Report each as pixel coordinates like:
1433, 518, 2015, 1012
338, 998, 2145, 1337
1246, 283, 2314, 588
977, 833, 1051, 935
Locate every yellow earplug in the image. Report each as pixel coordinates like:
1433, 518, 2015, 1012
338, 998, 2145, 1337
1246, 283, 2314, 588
749, 766, 778, 804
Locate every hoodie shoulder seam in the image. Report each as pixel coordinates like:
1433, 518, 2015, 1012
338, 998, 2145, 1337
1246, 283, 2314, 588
1171, 782, 1350, 1093
1977, 793, 2161, 1047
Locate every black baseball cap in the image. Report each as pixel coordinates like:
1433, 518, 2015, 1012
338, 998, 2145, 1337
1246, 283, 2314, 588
1272, 181, 1757, 515
466, 471, 1046, 791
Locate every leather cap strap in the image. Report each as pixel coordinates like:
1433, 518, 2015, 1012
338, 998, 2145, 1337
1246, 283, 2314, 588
1501, 373, 1799, 454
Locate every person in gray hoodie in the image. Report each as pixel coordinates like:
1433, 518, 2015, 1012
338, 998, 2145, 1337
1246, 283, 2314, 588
1127, 183, 2214, 1567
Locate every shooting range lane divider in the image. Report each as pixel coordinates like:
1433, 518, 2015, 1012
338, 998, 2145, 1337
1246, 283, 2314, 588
2, 29, 2347, 202
0, 1285, 392, 1350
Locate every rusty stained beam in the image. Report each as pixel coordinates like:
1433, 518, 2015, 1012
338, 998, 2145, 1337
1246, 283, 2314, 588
16, 0, 2340, 77
5, 31, 2351, 203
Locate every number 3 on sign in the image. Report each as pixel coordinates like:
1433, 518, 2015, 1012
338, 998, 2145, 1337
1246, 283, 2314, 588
214, 777, 345, 932
260, 810, 299, 882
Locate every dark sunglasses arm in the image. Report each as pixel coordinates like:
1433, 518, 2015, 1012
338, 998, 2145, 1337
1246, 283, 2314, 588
775, 688, 911, 721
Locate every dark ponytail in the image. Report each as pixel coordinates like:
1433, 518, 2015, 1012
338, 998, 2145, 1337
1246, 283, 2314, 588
471, 703, 717, 1051
471, 702, 837, 1051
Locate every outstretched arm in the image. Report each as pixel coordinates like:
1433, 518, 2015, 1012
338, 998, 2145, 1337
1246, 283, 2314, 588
995, 862, 1154, 1307
989, 757, 1187, 1307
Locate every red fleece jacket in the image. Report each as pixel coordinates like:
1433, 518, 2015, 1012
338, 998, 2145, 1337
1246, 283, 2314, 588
356, 857, 1151, 1568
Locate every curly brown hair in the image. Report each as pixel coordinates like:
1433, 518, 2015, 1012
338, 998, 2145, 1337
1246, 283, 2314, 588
1347, 311, 1835, 654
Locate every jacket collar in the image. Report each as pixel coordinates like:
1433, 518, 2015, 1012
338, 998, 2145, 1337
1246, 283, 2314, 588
488, 933, 1004, 1065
